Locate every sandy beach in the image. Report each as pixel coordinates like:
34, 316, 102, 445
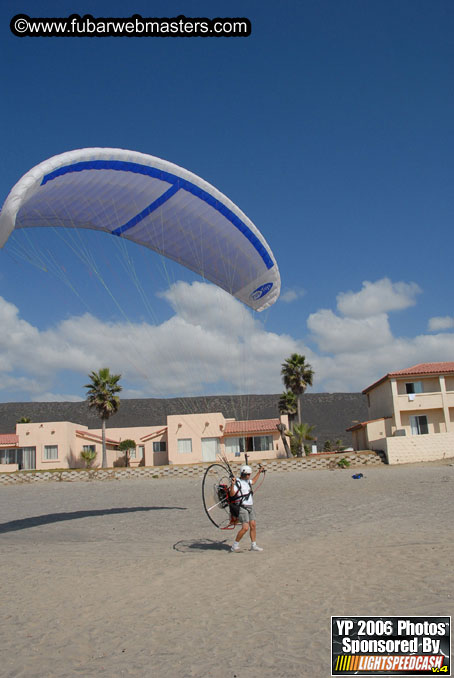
0, 462, 452, 678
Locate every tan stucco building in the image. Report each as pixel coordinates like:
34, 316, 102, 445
0, 411, 289, 471
348, 362, 454, 464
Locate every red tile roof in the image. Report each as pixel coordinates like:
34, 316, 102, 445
363, 362, 454, 393
76, 430, 119, 445
346, 416, 392, 432
224, 419, 280, 435
389, 362, 454, 376
0, 434, 19, 446
140, 427, 167, 442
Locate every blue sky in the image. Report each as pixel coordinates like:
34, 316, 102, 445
0, 0, 453, 402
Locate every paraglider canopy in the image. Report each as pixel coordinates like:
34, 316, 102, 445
0, 148, 280, 311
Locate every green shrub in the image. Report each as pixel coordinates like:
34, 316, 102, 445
80, 449, 96, 468
337, 457, 350, 468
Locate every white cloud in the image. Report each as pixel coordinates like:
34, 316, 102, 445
307, 309, 393, 353
280, 287, 306, 303
32, 392, 84, 403
159, 281, 257, 338
337, 278, 422, 318
121, 388, 150, 399
428, 316, 454, 332
0, 284, 308, 401
305, 278, 454, 391
310, 331, 454, 393
1, 277, 454, 400
0, 373, 45, 396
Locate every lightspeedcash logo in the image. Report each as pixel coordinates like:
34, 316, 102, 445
331, 616, 450, 676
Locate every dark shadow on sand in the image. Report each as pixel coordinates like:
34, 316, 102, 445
0, 506, 187, 534
173, 538, 231, 553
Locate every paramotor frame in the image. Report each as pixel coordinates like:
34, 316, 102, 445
202, 462, 237, 530
201, 457, 266, 530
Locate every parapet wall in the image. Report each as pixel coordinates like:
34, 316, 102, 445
0, 451, 384, 485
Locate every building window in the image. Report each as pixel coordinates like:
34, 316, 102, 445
252, 435, 273, 451
20, 447, 36, 470
225, 437, 245, 456
43, 445, 58, 460
129, 446, 136, 459
406, 381, 423, 394
0, 449, 18, 464
410, 415, 429, 435
83, 445, 95, 453
138, 445, 145, 459
153, 441, 167, 453
225, 435, 273, 454
1, 447, 36, 469
178, 438, 192, 453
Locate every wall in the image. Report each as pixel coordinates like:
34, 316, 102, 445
17, 421, 85, 470
88, 424, 169, 467
352, 427, 367, 451
400, 408, 446, 434
395, 376, 440, 395
15, 422, 170, 470
365, 418, 393, 443
222, 419, 289, 463
0, 463, 19, 472
445, 376, 454, 391
367, 437, 388, 460
8, 412, 297, 470
367, 380, 393, 420
0, 451, 385, 485
167, 412, 226, 464
396, 392, 445, 415
349, 419, 392, 453
383, 431, 454, 464
166, 411, 290, 464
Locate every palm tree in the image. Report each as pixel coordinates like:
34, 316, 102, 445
278, 390, 298, 431
276, 422, 292, 458
281, 353, 314, 425
84, 368, 122, 468
290, 422, 316, 457
277, 390, 298, 458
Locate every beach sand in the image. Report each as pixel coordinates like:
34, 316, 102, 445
0, 462, 452, 678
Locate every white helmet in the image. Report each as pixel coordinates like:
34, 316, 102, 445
240, 465, 252, 475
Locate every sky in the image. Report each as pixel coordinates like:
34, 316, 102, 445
0, 0, 453, 403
